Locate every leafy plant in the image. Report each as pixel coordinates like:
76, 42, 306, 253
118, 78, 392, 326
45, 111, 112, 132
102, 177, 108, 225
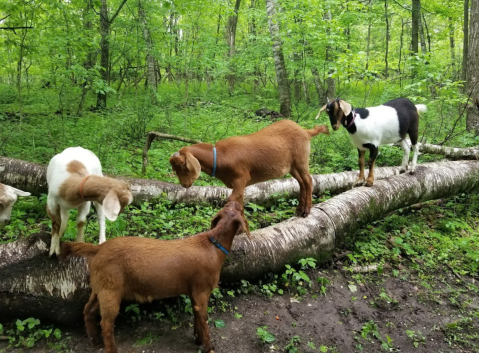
256, 326, 275, 344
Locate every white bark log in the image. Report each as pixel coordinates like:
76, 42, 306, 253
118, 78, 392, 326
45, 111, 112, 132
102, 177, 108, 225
417, 142, 479, 159
2, 160, 479, 323
1, 156, 472, 207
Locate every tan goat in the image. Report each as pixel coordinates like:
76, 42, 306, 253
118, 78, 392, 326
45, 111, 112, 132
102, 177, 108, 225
60, 200, 250, 353
169, 119, 329, 217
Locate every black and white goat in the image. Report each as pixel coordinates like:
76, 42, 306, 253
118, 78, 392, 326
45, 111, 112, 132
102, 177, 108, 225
316, 98, 427, 186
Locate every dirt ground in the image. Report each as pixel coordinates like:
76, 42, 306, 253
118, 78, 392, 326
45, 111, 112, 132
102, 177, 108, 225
1, 266, 478, 353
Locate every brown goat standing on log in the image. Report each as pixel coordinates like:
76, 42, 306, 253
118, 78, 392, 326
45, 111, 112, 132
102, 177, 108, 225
169, 120, 329, 217
60, 201, 250, 353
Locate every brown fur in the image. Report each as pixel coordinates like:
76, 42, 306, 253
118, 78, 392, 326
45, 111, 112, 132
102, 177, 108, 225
60, 201, 249, 353
169, 120, 329, 217
58, 173, 131, 211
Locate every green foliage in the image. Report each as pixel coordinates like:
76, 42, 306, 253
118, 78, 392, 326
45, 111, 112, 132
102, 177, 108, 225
256, 326, 275, 344
350, 194, 479, 277
1, 317, 62, 348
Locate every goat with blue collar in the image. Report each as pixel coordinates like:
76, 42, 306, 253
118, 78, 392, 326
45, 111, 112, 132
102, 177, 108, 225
169, 119, 329, 217
316, 97, 427, 187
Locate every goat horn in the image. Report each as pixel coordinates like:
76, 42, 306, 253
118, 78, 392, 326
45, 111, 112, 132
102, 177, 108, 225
315, 104, 327, 119
171, 152, 180, 157
327, 97, 330, 103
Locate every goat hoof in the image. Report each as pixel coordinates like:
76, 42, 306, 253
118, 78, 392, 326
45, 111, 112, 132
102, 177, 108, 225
409, 170, 415, 175
399, 169, 406, 174
365, 181, 374, 187
295, 208, 309, 218
194, 337, 201, 345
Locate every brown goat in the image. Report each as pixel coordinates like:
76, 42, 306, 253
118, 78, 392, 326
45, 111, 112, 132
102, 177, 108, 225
169, 120, 329, 217
60, 201, 250, 353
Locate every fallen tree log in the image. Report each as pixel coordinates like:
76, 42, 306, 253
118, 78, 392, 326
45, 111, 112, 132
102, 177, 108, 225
1, 160, 479, 324
0, 156, 471, 207
417, 142, 479, 159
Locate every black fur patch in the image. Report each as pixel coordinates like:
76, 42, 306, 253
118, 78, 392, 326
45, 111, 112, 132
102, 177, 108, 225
362, 143, 377, 150
355, 108, 369, 119
383, 98, 419, 144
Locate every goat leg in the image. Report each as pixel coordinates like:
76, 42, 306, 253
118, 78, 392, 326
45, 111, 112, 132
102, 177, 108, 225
293, 169, 314, 217
98, 292, 121, 353
365, 145, 379, 187
354, 149, 366, 187
191, 292, 214, 352
410, 144, 419, 174
83, 293, 102, 347
399, 139, 411, 173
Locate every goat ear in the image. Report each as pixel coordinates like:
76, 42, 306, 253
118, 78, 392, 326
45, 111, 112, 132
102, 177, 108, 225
210, 214, 221, 229
185, 152, 201, 178
102, 189, 121, 221
236, 215, 252, 239
338, 100, 352, 116
315, 105, 327, 120
10, 187, 30, 197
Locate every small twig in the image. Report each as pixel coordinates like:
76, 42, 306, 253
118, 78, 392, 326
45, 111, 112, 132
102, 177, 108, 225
445, 263, 462, 281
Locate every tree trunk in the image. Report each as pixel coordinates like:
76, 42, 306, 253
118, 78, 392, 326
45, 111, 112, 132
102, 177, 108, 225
95, 0, 127, 109
419, 13, 427, 53
77, 0, 94, 116
225, 0, 241, 94
96, 0, 109, 109
411, 0, 420, 54
1, 153, 476, 209
449, 17, 456, 72
3, 161, 479, 323
265, 0, 291, 117
311, 67, 325, 104
139, 0, 157, 99
324, 9, 335, 100
466, 0, 479, 134
462, 0, 470, 85
384, 0, 390, 79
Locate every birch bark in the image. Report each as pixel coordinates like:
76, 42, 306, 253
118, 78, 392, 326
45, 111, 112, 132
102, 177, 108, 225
2, 161, 479, 323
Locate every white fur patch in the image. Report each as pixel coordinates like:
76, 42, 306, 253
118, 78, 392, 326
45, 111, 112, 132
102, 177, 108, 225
350, 106, 402, 150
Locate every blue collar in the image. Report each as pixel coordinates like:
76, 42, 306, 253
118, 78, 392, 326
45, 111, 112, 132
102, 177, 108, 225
209, 236, 229, 255
211, 147, 217, 177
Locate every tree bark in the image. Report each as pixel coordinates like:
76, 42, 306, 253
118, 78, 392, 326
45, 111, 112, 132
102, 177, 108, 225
225, 0, 241, 93
96, 0, 109, 109
3, 161, 479, 323
1, 154, 476, 208
411, 0, 420, 54
462, 0, 470, 85
95, 0, 127, 109
384, 0, 390, 79
139, 0, 157, 98
466, 0, 479, 134
265, 0, 291, 117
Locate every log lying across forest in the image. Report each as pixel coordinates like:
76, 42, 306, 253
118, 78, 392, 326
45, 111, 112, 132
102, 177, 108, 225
1, 143, 478, 207
1, 160, 479, 324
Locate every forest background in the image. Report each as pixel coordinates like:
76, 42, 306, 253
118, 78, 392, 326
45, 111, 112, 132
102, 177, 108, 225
1, 0, 479, 351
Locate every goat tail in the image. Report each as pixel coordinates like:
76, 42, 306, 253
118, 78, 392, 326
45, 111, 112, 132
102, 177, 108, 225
307, 124, 330, 138
59, 242, 99, 261
416, 104, 427, 114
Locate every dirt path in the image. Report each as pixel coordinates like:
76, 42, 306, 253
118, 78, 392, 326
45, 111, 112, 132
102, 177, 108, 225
1, 268, 477, 353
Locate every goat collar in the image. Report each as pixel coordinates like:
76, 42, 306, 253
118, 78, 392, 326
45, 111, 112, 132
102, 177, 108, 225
209, 236, 229, 255
79, 175, 91, 199
345, 110, 356, 129
211, 147, 217, 177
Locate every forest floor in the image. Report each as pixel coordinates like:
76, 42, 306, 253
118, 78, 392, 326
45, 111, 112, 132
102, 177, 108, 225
1, 264, 478, 353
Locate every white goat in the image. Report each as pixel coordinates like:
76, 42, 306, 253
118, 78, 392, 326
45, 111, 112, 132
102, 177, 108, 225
316, 98, 427, 186
47, 147, 133, 256
0, 183, 30, 225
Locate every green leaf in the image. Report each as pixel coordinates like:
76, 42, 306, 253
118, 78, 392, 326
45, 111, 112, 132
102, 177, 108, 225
214, 319, 226, 328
